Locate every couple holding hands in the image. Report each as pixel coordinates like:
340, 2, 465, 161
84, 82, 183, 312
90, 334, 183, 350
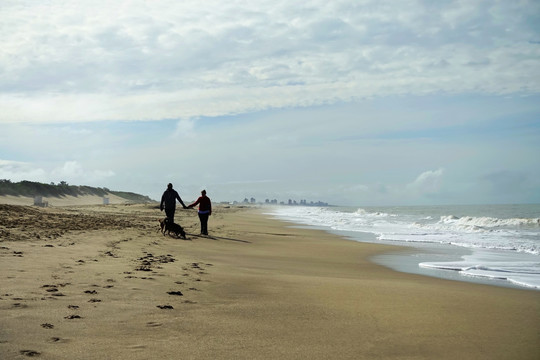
160, 183, 212, 236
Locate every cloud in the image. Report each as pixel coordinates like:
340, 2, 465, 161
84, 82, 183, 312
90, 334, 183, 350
51, 161, 115, 184
0, 160, 47, 182
51, 161, 85, 179
0, 159, 114, 186
1, 89, 538, 205
173, 119, 196, 138
0, 1, 538, 206
407, 168, 445, 194
1, 0, 539, 123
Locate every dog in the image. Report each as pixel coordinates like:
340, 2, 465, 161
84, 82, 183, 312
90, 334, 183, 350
160, 217, 186, 239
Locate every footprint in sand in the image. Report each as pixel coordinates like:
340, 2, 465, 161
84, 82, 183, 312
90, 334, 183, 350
40, 323, 54, 329
64, 315, 82, 319
20, 350, 41, 357
135, 266, 152, 272
167, 291, 183, 296
48, 337, 68, 343
156, 305, 173, 309
129, 344, 147, 350
12, 303, 28, 309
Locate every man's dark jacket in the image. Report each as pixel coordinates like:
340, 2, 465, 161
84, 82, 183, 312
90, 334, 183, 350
160, 189, 186, 210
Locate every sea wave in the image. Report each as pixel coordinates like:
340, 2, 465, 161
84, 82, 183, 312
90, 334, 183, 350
420, 259, 540, 289
268, 205, 540, 289
439, 215, 540, 228
270, 205, 540, 255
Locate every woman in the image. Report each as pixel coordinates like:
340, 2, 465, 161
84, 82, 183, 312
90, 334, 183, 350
188, 190, 212, 235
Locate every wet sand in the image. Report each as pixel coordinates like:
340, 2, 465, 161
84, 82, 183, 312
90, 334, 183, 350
1, 201, 539, 359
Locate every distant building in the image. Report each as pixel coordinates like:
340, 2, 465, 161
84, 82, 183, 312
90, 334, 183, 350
241, 196, 328, 207
33, 196, 48, 207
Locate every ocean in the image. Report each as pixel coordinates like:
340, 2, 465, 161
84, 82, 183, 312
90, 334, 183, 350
266, 204, 540, 290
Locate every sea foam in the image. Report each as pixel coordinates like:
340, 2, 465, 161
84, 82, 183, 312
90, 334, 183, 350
268, 204, 540, 289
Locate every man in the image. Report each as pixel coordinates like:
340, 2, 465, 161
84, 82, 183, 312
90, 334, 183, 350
188, 189, 212, 235
160, 183, 187, 223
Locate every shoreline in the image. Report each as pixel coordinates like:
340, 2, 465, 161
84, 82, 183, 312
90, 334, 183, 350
265, 205, 540, 291
327, 227, 533, 290
290, 224, 510, 289
1, 203, 539, 359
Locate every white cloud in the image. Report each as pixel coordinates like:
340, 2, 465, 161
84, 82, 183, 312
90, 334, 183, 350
407, 168, 445, 194
1, 0, 539, 123
51, 161, 115, 184
0, 1, 538, 206
0, 159, 114, 186
173, 119, 196, 138
52, 161, 84, 179
0, 160, 47, 182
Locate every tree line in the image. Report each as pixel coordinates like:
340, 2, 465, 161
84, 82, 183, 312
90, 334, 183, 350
0, 179, 153, 203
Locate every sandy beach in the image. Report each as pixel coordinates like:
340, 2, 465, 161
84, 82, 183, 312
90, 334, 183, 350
1, 200, 539, 359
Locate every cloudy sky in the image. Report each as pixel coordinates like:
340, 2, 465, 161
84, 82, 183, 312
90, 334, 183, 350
1, 0, 539, 206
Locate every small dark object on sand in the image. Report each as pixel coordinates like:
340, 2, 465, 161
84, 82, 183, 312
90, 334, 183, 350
157, 304, 174, 309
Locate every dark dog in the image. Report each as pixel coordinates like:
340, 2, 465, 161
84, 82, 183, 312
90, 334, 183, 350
162, 217, 186, 239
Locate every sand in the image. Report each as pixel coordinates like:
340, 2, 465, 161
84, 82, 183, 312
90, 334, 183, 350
0, 201, 539, 360
0, 194, 130, 207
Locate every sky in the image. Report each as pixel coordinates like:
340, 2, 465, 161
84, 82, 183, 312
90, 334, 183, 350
1, 0, 539, 206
